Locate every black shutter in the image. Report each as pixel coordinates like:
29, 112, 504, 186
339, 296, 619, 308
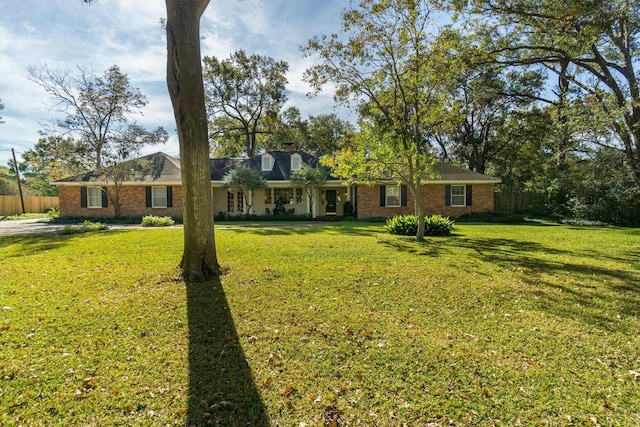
445, 185, 451, 206
167, 186, 173, 208
146, 187, 152, 207
80, 187, 87, 208
401, 185, 407, 206
101, 187, 108, 207
466, 185, 472, 206
380, 185, 386, 207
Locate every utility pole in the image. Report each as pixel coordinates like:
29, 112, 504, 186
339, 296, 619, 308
11, 148, 25, 214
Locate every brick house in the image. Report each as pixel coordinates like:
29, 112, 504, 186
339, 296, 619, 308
55, 152, 183, 219
54, 150, 500, 219
355, 162, 500, 219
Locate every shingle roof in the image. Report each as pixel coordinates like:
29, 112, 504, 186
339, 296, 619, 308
54, 151, 500, 185
54, 152, 182, 184
432, 162, 501, 183
210, 150, 327, 181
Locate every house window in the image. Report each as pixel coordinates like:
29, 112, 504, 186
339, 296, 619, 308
274, 188, 293, 204
227, 191, 235, 213
236, 191, 244, 212
385, 185, 401, 207
294, 188, 303, 204
152, 186, 167, 208
450, 185, 466, 206
88, 187, 104, 208
261, 154, 274, 171
264, 189, 273, 204
291, 154, 302, 171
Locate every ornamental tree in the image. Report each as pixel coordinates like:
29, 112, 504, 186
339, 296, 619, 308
304, 0, 460, 240
290, 165, 327, 217
221, 165, 267, 215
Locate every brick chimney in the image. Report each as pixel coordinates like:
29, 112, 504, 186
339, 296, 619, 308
282, 142, 296, 152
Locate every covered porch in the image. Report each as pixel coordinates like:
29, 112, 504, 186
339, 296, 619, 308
211, 183, 354, 218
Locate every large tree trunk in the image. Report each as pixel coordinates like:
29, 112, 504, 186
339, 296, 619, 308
166, 0, 221, 281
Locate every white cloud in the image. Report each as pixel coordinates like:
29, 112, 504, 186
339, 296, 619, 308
0, 0, 351, 167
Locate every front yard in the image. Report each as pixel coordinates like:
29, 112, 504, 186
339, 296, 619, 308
1, 223, 638, 425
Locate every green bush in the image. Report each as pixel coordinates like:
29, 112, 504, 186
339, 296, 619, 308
385, 214, 454, 236
60, 220, 108, 235
424, 214, 454, 236
385, 215, 418, 236
47, 206, 60, 218
141, 215, 175, 227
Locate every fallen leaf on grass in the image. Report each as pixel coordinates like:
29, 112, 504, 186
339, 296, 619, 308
283, 385, 297, 397
269, 354, 283, 366
324, 404, 344, 427
82, 377, 97, 390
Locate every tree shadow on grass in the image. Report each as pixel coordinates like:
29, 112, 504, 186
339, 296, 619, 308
186, 278, 269, 426
379, 233, 640, 331
0, 235, 72, 258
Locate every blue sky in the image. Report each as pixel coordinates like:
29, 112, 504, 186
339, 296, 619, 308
0, 0, 354, 168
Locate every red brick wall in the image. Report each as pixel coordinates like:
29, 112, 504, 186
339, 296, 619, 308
356, 184, 495, 219
58, 185, 183, 219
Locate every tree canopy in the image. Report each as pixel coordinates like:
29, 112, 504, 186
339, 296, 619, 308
203, 50, 288, 157
450, 0, 640, 181
28, 65, 167, 169
19, 135, 88, 196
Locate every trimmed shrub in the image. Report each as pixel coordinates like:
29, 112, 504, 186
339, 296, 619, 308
61, 220, 108, 235
385, 214, 454, 236
424, 214, 454, 236
141, 215, 175, 227
385, 215, 418, 236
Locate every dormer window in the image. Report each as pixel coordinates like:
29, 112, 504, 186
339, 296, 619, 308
291, 153, 302, 171
261, 153, 274, 171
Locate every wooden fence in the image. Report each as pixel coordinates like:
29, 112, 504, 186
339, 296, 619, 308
494, 192, 545, 213
0, 196, 59, 216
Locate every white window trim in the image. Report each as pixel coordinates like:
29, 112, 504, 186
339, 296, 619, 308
450, 185, 466, 207
261, 154, 274, 171
385, 185, 401, 207
291, 154, 302, 171
87, 187, 102, 209
152, 186, 168, 208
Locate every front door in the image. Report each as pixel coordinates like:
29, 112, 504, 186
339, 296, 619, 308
325, 190, 337, 215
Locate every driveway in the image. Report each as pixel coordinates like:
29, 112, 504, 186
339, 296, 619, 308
0, 219, 160, 237
0, 218, 67, 237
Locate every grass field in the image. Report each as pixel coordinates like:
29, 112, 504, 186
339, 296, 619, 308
1, 222, 639, 426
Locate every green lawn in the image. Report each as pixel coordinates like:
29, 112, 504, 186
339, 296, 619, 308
1, 223, 639, 426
